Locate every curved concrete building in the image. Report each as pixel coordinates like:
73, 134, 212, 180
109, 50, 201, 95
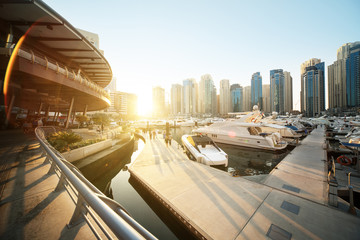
0, 0, 112, 127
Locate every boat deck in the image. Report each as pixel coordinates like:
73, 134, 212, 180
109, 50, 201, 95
129, 128, 360, 239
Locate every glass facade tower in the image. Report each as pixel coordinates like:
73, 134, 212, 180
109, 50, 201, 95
303, 62, 325, 117
346, 44, 360, 107
251, 72, 262, 110
230, 84, 243, 112
270, 69, 284, 114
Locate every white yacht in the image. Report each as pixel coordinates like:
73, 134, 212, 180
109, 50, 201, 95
257, 122, 302, 140
193, 121, 288, 151
176, 119, 196, 127
182, 134, 228, 167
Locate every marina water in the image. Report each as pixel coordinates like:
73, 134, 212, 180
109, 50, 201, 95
91, 128, 291, 239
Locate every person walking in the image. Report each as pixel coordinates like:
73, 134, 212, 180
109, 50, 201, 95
165, 134, 169, 147
168, 134, 172, 146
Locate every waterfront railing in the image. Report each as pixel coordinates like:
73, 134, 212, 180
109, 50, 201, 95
0, 45, 110, 100
35, 126, 157, 240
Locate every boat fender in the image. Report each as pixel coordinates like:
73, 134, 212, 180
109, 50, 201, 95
336, 155, 352, 166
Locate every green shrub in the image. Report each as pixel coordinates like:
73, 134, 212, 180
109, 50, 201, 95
68, 138, 104, 150
47, 131, 83, 152
47, 131, 105, 153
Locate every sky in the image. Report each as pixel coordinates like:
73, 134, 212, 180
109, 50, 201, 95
43, 0, 360, 115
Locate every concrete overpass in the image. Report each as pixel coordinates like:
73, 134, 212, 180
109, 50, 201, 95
0, 0, 113, 127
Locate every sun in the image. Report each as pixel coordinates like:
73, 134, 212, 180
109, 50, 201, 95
137, 92, 153, 117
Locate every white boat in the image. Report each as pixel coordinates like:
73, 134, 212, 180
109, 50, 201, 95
193, 121, 288, 151
182, 134, 228, 167
176, 119, 196, 127
257, 122, 302, 140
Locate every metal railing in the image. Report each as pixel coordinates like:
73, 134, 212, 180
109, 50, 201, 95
0, 45, 110, 100
35, 126, 157, 240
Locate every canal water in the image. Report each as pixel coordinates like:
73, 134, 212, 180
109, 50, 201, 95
90, 127, 292, 239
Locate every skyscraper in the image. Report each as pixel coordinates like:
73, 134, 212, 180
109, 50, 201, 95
230, 84, 243, 112
243, 86, 251, 111
300, 58, 321, 113
219, 79, 231, 115
270, 69, 284, 114
171, 84, 182, 116
152, 86, 165, 118
199, 74, 216, 115
270, 69, 293, 114
107, 91, 137, 119
301, 61, 325, 117
251, 72, 262, 109
284, 71, 293, 113
328, 42, 360, 112
182, 78, 197, 115
346, 43, 360, 108
262, 84, 270, 113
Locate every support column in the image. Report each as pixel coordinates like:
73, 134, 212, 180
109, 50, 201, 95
52, 111, 58, 124
37, 102, 43, 116
5, 24, 13, 48
4, 95, 15, 127
72, 108, 76, 125
83, 104, 88, 116
45, 106, 50, 123
65, 97, 74, 129
54, 111, 60, 125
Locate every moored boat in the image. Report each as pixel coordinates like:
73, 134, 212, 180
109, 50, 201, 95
181, 134, 228, 167
193, 121, 288, 151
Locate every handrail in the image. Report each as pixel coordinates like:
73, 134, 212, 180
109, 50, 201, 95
7, 46, 110, 100
35, 126, 157, 240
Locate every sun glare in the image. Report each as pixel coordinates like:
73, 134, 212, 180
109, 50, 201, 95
137, 93, 153, 117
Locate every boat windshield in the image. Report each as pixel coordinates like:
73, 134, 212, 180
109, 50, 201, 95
192, 135, 221, 151
248, 127, 262, 135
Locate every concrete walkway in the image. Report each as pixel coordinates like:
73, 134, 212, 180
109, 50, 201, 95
263, 127, 328, 204
0, 130, 102, 239
129, 129, 360, 240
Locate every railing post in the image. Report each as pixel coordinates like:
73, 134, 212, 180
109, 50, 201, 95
68, 195, 86, 228
55, 172, 67, 192
47, 160, 57, 175
43, 155, 51, 164
348, 186, 356, 215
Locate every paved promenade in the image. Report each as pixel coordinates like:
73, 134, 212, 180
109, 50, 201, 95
0, 130, 102, 239
263, 127, 328, 204
129, 129, 360, 240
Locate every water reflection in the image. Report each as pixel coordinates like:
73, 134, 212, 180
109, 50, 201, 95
87, 139, 191, 239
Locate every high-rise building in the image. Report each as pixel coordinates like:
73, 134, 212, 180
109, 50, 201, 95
328, 59, 347, 110
262, 84, 270, 113
270, 69, 284, 114
171, 84, 182, 116
346, 43, 360, 108
230, 84, 243, 112
77, 28, 104, 55
219, 79, 231, 115
301, 61, 325, 117
251, 72, 262, 109
107, 91, 137, 119
270, 69, 293, 114
284, 71, 293, 113
152, 86, 165, 118
182, 78, 197, 115
199, 74, 217, 115
328, 42, 360, 112
300, 58, 321, 113
243, 86, 251, 111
